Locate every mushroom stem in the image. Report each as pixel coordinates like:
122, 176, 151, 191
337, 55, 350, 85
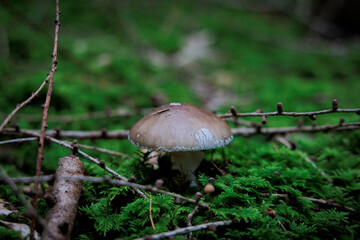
170, 151, 204, 185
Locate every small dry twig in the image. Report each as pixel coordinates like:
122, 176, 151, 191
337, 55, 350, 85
1, 128, 146, 198
32, 1, 61, 236
0, 165, 45, 226
3, 121, 358, 141
273, 135, 333, 183
187, 205, 199, 239
135, 220, 232, 240
0, 77, 49, 133
219, 101, 360, 119
6, 175, 210, 209
0, 137, 38, 145
260, 193, 354, 212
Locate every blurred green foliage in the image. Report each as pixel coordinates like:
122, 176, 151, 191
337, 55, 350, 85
0, 0, 359, 239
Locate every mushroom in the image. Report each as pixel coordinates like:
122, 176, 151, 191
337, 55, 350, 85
128, 103, 233, 185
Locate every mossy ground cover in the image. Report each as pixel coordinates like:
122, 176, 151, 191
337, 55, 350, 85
0, 1, 359, 239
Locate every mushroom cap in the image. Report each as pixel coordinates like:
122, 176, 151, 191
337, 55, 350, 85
128, 103, 233, 152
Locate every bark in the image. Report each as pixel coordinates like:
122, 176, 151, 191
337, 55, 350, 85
41, 155, 84, 240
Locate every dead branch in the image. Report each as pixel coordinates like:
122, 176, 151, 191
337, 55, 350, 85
273, 135, 333, 183
0, 77, 49, 133
32, 1, 61, 236
34, 0, 61, 202
21, 129, 146, 198
0, 165, 45, 226
2, 100, 359, 124
0, 137, 38, 145
135, 220, 232, 240
219, 101, 360, 119
0, 107, 151, 123
232, 122, 360, 136
260, 193, 354, 212
0, 135, 130, 159
2, 121, 359, 141
6, 175, 211, 209
74, 142, 131, 159
187, 205, 199, 239
41, 155, 84, 240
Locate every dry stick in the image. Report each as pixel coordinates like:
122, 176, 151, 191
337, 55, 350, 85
219, 103, 360, 119
231, 122, 360, 136
32, 0, 61, 237
260, 193, 355, 212
0, 165, 45, 227
33, 131, 146, 199
187, 205, 199, 240
72, 142, 131, 159
0, 137, 38, 145
0, 107, 151, 123
0, 76, 49, 133
5, 128, 145, 198
3, 121, 359, 140
3, 103, 359, 124
6, 175, 210, 209
302, 155, 333, 183
149, 194, 156, 230
0, 133, 131, 159
135, 220, 232, 240
273, 135, 333, 183
41, 155, 84, 240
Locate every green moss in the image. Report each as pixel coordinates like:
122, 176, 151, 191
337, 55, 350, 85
1, 1, 360, 239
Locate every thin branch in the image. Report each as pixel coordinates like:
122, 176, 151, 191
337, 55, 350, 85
273, 135, 333, 183
219, 105, 360, 119
2, 121, 359, 140
187, 205, 199, 239
231, 122, 360, 136
0, 76, 49, 133
260, 193, 354, 212
73, 142, 132, 159
2, 100, 358, 127
0, 107, 151, 123
0, 165, 45, 226
0, 137, 38, 145
3, 101, 359, 124
5, 175, 210, 209
3, 128, 146, 198
149, 194, 155, 230
32, 0, 61, 237
135, 220, 232, 240
0, 135, 130, 159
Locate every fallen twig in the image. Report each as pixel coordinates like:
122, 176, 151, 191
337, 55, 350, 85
135, 220, 232, 240
260, 193, 354, 212
0, 135, 130, 159
0, 128, 146, 198
0, 107, 150, 123
2, 121, 359, 140
41, 155, 84, 240
187, 205, 199, 239
0, 165, 45, 226
0, 137, 38, 145
5, 175, 210, 209
30, 1, 61, 236
273, 135, 333, 183
34, 0, 61, 210
0, 77, 49, 133
219, 100, 360, 119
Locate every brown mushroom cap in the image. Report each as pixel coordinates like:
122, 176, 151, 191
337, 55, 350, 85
128, 103, 233, 152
